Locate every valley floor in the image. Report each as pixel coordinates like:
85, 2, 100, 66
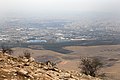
12, 45, 120, 80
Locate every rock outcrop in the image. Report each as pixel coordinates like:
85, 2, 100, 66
0, 52, 102, 80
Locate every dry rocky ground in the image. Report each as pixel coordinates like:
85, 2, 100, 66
0, 52, 101, 80
11, 45, 120, 80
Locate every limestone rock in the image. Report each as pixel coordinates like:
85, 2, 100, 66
0, 52, 102, 80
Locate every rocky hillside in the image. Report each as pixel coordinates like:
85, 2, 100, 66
0, 52, 102, 80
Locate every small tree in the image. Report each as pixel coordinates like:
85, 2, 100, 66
80, 57, 103, 77
23, 50, 31, 59
45, 60, 56, 67
18, 55, 24, 59
6, 49, 13, 55
1, 45, 13, 55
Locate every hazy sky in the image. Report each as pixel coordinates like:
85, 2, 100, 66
0, 0, 120, 17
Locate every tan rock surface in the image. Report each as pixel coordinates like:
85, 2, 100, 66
0, 52, 101, 80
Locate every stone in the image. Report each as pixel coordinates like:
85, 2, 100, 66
29, 57, 35, 62
0, 52, 102, 80
0, 58, 4, 61
1, 75, 6, 78
23, 59, 29, 62
17, 69, 28, 76
13, 73, 17, 76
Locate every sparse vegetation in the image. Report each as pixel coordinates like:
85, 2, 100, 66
1, 45, 13, 55
45, 60, 56, 67
0, 47, 102, 80
23, 50, 31, 59
80, 57, 103, 77
18, 55, 24, 59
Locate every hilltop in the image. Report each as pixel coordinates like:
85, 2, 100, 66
0, 52, 101, 80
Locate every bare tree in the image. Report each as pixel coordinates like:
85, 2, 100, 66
80, 57, 103, 77
45, 60, 56, 67
1, 45, 13, 55
23, 50, 31, 59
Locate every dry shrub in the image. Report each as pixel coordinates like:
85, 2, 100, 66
80, 57, 103, 77
23, 50, 31, 59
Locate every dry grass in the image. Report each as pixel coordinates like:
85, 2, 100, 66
11, 45, 120, 79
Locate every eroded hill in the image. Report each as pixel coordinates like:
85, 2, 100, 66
0, 52, 101, 80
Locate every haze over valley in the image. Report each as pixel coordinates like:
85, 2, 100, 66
0, 0, 120, 80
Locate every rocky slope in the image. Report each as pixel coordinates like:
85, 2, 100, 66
0, 52, 102, 80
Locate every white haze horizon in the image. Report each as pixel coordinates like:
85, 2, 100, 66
0, 0, 120, 18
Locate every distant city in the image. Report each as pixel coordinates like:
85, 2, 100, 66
0, 17, 120, 45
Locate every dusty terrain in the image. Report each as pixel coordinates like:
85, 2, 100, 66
64, 45, 120, 80
0, 52, 101, 80
12, 45, 120, 80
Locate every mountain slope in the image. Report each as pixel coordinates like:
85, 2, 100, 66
0, 52, 101, 80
